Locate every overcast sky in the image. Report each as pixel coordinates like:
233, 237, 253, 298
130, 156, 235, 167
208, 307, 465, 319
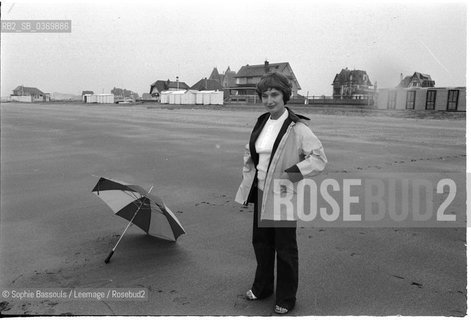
1, 0, 467, 97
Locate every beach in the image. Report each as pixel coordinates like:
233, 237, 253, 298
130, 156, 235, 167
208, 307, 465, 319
0, 102, 466, 316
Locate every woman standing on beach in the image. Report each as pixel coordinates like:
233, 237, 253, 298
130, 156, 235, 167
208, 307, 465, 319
235, 71, 327, 314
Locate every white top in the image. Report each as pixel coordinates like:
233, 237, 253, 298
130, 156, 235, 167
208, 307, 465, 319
255, 109, 288, 190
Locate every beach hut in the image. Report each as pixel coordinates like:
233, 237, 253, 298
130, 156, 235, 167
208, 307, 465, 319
160, 90, 195, 104
97, 94, 114, 104
160, 91, 171, 104
169, 92, 176, 104
181, 90, 198, 104
376, 87, 465, 111
433, 87, 466, 111
203, 91, 212, 105
83, 94, 93, 103
85, 94, 114, 104
168, 91, 185, 104
86, 94, 97, 103
210, 91, 224, 105
196, 91, 204, 105
195, 90, 223, 105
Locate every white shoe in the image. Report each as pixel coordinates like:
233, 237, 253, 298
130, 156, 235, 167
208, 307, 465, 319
275, 305, 289, 314
245, 290, 257, 300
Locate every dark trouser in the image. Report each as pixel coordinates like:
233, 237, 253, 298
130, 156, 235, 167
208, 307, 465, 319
251, 189, 298, 310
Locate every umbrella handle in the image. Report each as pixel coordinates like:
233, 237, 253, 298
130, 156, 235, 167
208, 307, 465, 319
104, 186, 153, 264
105, 250, 114, 264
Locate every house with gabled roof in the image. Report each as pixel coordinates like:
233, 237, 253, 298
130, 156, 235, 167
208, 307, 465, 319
209, 68, 224, 84
397, 72, 435, 88
11, 85, 50, 102
149, 79, 190, 97
190, 78, 223, 91
230, 60, 301, 98
209, 66, 236, 88
13, 86, 44, 97
332, 68, 374, 99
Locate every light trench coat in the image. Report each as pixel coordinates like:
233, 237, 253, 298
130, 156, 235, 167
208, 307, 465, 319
235, 108, 327, 221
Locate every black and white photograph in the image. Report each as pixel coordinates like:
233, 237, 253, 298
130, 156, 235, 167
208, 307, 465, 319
0, 0, 467, 317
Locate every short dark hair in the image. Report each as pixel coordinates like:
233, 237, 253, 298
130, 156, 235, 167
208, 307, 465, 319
256, 71, 292, 104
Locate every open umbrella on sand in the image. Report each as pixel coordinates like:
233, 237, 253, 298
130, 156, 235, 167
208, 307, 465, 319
91, 176, 185, 263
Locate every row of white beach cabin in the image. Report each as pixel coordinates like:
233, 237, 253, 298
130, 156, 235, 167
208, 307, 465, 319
83, 93, 114, 104
376, 87, 465, 111
160, 90, 224, 105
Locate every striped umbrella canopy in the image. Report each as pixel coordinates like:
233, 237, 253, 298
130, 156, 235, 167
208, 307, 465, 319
92, 177, 185, 242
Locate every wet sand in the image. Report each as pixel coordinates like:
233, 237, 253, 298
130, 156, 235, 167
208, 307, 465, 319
0, 103, 466, 316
